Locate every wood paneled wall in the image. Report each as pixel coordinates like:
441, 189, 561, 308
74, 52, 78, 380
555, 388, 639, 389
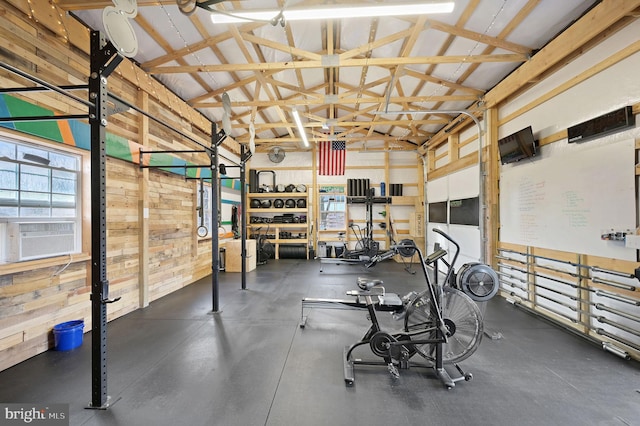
0, 2, 217, 371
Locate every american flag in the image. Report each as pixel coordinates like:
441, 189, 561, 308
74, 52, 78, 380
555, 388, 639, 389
318, 140, 346, 175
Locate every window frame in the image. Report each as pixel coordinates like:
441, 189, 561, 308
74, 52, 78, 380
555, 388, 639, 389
318, 185, 347, 231
0, 130, 87, 264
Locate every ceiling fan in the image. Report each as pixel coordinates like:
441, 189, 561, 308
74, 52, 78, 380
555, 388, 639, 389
268, 146, 286, 163
177, 0, 248, 16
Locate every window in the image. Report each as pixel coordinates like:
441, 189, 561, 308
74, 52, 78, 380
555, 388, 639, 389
319, 185, 346, 231
0, 136, 81, 262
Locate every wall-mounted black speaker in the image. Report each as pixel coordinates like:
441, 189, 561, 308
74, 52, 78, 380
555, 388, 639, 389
567, 106, 635, 144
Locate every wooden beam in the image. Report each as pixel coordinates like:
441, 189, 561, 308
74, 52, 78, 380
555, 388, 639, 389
55, 0, 171, 10
232, 119, 447, 130
193, 94, 479, 108
240, 32, 322, 61
138, 91, 149, 308
448, 133, 459, 163
427, 19, 533, 54
148, 54, 528, 74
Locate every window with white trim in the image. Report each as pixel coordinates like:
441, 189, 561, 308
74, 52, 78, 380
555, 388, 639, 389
0, 136, 82, 262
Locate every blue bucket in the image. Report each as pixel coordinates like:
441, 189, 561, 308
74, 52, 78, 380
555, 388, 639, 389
53, 320, 84, 351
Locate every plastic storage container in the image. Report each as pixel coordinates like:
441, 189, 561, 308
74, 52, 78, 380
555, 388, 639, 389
53, 320, 84, 351
317, 241, 327, 258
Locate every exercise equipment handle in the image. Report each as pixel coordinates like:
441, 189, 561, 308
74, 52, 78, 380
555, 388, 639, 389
431, 228, 460, 286
432, 228, 460, 253
365, 249, 396, 268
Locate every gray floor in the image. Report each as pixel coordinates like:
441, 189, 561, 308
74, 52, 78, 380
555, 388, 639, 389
1, 259, 639, 426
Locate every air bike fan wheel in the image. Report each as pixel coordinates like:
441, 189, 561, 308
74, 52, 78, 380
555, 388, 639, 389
456, 263, 500, 302
404, 287, 483, 364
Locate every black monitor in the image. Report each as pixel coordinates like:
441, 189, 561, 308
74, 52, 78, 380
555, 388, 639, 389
498, 126, 537, 165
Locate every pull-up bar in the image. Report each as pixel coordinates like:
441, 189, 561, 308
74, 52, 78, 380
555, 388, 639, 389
0, 114, 90, 122
0, 60, 93, 108
0, 84, 89, 94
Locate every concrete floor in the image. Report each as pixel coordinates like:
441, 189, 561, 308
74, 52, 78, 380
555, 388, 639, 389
0, 258, 639, 426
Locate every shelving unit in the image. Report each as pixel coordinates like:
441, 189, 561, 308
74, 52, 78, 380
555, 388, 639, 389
247, 192, 310, 259
346, 195, 418, 250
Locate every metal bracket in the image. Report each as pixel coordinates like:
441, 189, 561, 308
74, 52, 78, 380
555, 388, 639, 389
107, 97, 130, 117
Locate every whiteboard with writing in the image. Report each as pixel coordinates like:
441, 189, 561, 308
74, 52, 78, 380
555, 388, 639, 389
499, 138, 636, 261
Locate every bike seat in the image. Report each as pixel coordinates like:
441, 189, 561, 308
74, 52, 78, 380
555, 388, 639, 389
345, 290, 402, 307
357, 277, 383, 290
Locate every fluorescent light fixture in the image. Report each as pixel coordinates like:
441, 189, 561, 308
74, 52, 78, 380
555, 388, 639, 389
291, 108, 310, 148
210, 2, 455, 24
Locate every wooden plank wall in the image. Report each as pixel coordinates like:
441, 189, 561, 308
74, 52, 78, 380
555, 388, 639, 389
0, 2, 217, 371
106, 157, 141, 320
147, 171, 197, 301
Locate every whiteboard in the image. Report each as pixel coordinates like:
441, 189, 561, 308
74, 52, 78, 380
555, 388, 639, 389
499, 138, 636, 260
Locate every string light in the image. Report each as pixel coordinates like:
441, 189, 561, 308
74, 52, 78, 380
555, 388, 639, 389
52, 3, 70, 43
159, 3, 220, 98
449, 0, 507, 83
418, 0, 506, 115
26, 0, 36, 22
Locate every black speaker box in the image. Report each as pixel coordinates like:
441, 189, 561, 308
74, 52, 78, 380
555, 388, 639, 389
568, 106, 635, 144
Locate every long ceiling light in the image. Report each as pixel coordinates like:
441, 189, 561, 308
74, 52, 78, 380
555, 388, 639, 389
210, 2, 455, 24
291, 108, 310, 148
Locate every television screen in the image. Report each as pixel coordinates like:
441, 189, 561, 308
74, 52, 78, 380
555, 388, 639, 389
498, 126, 536, 165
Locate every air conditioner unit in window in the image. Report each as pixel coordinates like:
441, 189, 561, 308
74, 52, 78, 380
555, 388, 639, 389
5, 222, 77, 262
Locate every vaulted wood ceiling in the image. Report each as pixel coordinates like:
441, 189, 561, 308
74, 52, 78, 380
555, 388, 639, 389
54, 0, 601, 153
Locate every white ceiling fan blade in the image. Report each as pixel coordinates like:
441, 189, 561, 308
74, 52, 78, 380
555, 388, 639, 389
249, 121, 256, 154
221, 92, 232, 135
222, 115, 232, 136
222, 92, 231, 115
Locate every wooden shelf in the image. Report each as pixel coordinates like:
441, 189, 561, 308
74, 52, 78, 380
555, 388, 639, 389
391, 196, 416, 205
249, 223, 307, 228
247, 192, 310, 259
277, 239, 308, 244
247, 208, 307, 214
247, 192, 308, 198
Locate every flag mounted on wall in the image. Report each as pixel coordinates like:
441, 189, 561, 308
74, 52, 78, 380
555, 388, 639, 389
318, 140, 346, 175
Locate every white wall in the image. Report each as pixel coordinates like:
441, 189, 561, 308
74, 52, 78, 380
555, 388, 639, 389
248, 147, 420, 251
494, 19, 640, 351
498, 20, 640, 259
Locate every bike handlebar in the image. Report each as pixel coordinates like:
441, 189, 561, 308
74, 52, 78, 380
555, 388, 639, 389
431, 228, 459, 285
432, 228, 460, 253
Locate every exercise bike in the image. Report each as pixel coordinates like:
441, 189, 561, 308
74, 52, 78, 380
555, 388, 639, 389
343, 229, 485, 389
